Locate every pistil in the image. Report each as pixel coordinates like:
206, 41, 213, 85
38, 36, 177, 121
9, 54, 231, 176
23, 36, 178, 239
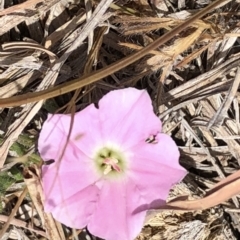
103, 158, 121, 175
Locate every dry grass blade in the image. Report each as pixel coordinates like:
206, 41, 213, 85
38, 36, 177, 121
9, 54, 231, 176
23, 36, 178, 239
176, 43, 210, 68
0, 187, 28, 238
208, 67, 240, 129
64, 26, 107, 112
181, 116, 225, 178
58, 0, 114, 63
159, 53, 240, 106
84, 27, 107, 74
85, 0, 94, 54
0, 72, 41, 98
44, 10, 87, 49
2, 42, 58, 63
0, 214, 47, 238
23, 165, 66, 240
0, 0, 60, 35
0, 0, 43, 16
0, 101, 43, 167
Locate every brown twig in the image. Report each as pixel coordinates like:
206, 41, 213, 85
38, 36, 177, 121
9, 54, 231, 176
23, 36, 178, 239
0, 187, 28, 238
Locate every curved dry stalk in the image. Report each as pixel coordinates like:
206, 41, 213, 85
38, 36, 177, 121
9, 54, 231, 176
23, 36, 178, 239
0, 0, 232, 108
146, 168, 240, 220
2, 42, 58, 63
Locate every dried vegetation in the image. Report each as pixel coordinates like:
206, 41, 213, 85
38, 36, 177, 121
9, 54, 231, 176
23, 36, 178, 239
0, 0, 240, 239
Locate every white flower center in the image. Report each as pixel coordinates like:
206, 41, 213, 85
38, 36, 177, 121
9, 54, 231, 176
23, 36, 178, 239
93, 146, 126, 178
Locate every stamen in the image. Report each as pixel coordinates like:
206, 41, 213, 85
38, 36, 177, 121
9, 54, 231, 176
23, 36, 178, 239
103, 158, 121, 174
111, 162, 121, 172
103, 165, 112, 175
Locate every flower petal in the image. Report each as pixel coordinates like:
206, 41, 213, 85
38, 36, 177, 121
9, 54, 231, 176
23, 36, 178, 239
127, 133, 187, 203
42, 149, 100, 228
42, 153, 99, 211
88, 180, 146, 240
38, 104, 103, 159
50, 184, 99, 229
98, 88, 161, 149
38, 88, 186, 240
40, 129, 100, 224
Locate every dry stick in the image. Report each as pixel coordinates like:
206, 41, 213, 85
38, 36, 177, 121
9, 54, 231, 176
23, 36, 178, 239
0, 187, 28, 239
0, 214, 47, 238
0, 0, 232, 108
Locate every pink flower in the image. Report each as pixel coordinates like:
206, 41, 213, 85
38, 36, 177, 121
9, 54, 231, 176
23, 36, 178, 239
38, 88, 187, 240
